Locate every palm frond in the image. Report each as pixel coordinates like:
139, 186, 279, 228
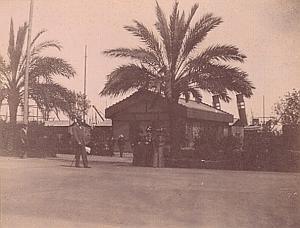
17, 56, 75, 89
7, 18, 15, 60
169, 1, 181, 71
100, 64, 154, 96
10, 22, 27, 80
124, 20, 164, 65
181, 13, 222, 60
190, 44, 246, 64
192, 63, 254, 101
31, 40, 62, 56
29, 56, 75, 79
30, 82, 73, 112
30, 29, 46, 47
184, 3, 199, 31
0, 55, 9, 79
172, 3, 199, 76
155, 2, 171, 62
19, 40, 63, 75
103, 48, 160, 67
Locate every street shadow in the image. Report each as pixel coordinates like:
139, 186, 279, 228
56, 159, 132, 168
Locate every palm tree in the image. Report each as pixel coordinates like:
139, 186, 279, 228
101, 2, 254, 151
0, 19, 76, 125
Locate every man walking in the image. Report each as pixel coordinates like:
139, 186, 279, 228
69, 119, 90, 168
117, 134, 126, 158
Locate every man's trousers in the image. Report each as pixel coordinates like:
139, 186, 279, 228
75, 144, 88, 167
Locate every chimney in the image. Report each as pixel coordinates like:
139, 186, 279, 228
212, 95, 221, 109
236, 94, 248, 126
195, 97, 202, 103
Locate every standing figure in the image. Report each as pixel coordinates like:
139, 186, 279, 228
132, 128, 144, 166
108, 136, 115, 156
153, 128, 166, 168
145, 126, 154, 167
69, 119, 89, 168
20, 125, 28, 158
117, 134, 126, 157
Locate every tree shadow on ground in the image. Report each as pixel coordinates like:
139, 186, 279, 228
58, 160, 132, 168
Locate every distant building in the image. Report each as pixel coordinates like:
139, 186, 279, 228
44, 120, 73, 127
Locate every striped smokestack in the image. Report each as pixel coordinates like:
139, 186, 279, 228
236, 94, 248, 126
212, 95, 221, 109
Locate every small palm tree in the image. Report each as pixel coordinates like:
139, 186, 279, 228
0, 19, 76, 124
101, 2, 255, 152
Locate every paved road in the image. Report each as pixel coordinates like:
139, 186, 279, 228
0, 155, 299, 228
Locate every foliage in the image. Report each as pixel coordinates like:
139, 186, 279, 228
274, 89, 300, 125
0, 19, 76, 124
193, 133, 242, 160
30, 83, 72, 120
100, 2, 254, 103
68, 91, 91, 121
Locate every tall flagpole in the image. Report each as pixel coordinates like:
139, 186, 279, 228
24, 0, 34, 125
83, 45, 87, 123
263, 95, 265, 125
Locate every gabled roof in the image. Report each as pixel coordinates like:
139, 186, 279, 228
105, 90, 233, 123
178, 98, 230, 115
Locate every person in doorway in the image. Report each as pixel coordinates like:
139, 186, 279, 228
20, 125, 28, 158
117, 134, 126, 158
69, 119, 90, 168
145, 126, 154, 167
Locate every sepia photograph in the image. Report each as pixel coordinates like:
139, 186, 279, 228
0, 0, 299, 227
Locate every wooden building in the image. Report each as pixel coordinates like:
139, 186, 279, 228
105, 90, 234, 153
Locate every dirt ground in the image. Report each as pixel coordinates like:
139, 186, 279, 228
0, 154, 299, 228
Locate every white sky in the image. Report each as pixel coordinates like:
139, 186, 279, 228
0, 0, 299, 120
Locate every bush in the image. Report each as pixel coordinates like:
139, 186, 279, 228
193, 134, 242, 161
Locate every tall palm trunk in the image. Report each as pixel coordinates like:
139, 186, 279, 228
166, 87, 180, 157
7, 90, 20, 151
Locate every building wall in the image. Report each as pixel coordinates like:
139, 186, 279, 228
111, 114, 230, 153
184, 120, 229, 148
109, 96, 231, 153
112, 117, 170, 153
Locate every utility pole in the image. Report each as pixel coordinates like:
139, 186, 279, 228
24, 0, 34, 125
263, 95, 265, 124
83, 45, 87, 123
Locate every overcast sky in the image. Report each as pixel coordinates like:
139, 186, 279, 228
0, 0, 299, 120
